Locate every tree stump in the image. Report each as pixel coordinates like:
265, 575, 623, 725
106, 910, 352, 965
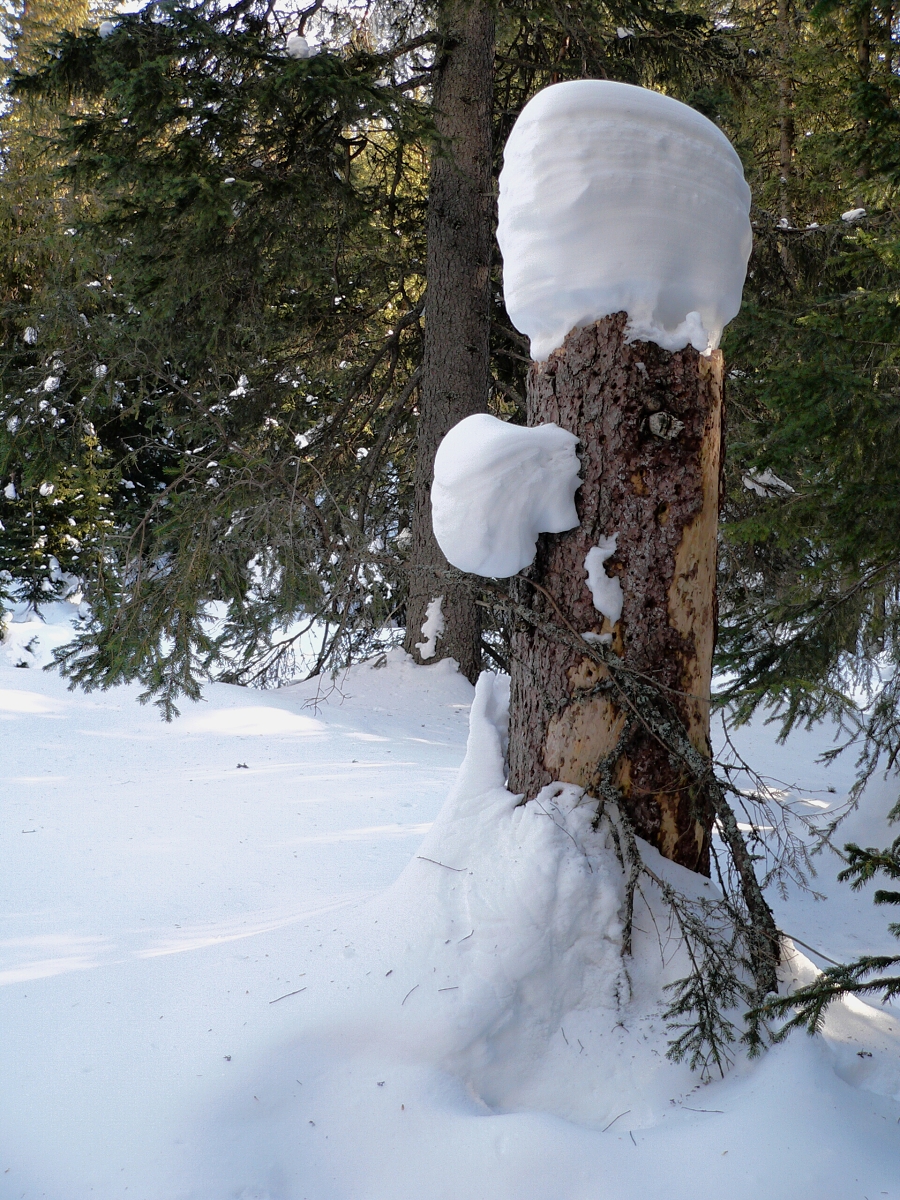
507, 313, 723, 875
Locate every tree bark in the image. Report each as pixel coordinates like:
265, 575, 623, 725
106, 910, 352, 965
777, 0, 794, 226
855, 1, 872, 186
403, 0, 494, 684
507, 314, 723, 875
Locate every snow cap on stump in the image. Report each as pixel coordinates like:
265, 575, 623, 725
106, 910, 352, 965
497, 80, 752, 361
286, 32, 315, 59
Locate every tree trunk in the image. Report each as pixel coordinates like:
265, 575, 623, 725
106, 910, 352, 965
507, 314, 723, 875
777, 0, 794, 226
403, 0, 494, 684
855, 2, 872, 186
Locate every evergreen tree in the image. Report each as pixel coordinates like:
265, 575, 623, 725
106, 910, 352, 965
1, 0, 744, 708
2, 0, 432, 709
761, 833, 900, 1031
714, 0, 900, 798
0, 0, 119, 614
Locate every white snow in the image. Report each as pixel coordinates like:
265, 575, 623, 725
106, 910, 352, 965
3, 481, 16, 500
415, 595, 445, 660
286, 32, 315, 59
97, 19, 115, 38
584, 534, 624, 625
742, 467, 795, 497
497, 80, 753, 361
1, 613, 899, 1198
841, 207, 867, 222
582, 630, 612, 646
23, 326, 37, 345
431, 413, 581, 577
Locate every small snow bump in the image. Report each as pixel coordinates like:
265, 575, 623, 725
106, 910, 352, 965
585, 536, 624, 625
286, 32, 316, 58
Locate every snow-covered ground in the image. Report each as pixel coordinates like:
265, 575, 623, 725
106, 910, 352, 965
2, 603, 899, 1199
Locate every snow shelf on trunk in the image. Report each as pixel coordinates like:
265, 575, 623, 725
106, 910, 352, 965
497, 80, 752, 361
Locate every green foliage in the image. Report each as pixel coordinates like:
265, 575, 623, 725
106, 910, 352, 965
715, 0, 900, 789
2, 0, 431, 712
0, 0, 747, 711
661, 889, 752, 1079
759, 836, 900, 1033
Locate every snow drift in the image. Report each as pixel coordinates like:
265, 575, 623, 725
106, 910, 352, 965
4, 644, 900, 1199
431, 413, 580, 577
497, 80, 753, 361
192, 661, 900, 1200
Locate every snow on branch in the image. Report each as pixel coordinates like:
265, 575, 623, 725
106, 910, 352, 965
497, 80, 752, 361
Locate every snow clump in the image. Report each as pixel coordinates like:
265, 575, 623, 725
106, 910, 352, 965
97, 19, 115, 38
286, 32, 316, 58
841, 207, 866, 222
431, 413, 580, 577
497, 80, 752, 361
742, 467, 795, 497
416, 596, 445, 660
584, 535, 623, 625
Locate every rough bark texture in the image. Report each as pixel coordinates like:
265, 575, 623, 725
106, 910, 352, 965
508, 314, 724, 875
403, 0, 494, 684
777, 0, 795, 226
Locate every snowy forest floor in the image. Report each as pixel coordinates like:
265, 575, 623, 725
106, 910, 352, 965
2, 598, 900, 1199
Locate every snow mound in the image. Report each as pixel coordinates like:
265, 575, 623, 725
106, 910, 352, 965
205, 675, 718, 1155
497, 80, 752, 361
431, 413, 580, 577
0, 595, 86, 670
194, 671, 900, 1199
286, 32, 316, 59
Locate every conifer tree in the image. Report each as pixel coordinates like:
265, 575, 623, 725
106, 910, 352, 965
761, 834, 900, 1031
2, 0, 432, 708
0, 0, 117, 615
2, 0, 743, 705
714, 0, 900, 794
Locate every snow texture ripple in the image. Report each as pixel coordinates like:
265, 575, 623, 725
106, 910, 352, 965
431, 413, 580, 577
497, 80, 753, 361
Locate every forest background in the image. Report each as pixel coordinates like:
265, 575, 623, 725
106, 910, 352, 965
2, 0, 900, 882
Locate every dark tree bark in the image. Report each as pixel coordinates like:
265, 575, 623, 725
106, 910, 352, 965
855, 2, 872, 185
403, 0, 494, 684
507, 314, 723, 875
777, 0, 794, 226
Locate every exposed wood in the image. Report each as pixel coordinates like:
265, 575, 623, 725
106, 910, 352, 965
507, 313, 723, 874
403, 0, 494, 683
